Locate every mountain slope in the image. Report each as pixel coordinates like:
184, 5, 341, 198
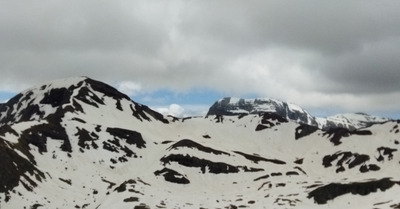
1, 77, 400, 209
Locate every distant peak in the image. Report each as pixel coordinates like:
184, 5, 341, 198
207, 97, 391, 131
355, 112, 369, 116
207, 96, 317, 127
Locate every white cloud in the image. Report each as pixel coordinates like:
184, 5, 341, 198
116, 81, 142, 97
154, 104, 209, 118
155, 104, 185, 117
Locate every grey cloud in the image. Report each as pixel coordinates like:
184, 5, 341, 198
315, 38, 400, 94
1, 2, 167, 53
1, 0, 400, 114
178, 1, 400, 55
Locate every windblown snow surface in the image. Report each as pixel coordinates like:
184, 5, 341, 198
0, 77, 400, 209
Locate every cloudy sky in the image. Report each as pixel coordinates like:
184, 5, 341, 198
1, 0, 400, 118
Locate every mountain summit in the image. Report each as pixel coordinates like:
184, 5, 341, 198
1, 77, 399, 209
0, 76, 168, 126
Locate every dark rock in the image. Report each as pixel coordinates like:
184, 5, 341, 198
233, 151, 286, 164
110, 158, 117, 164
214, 115, 224, 123
106, 127, 146, 148
254, 174, 269, 181
323, 128, 373, 145
294, 166, 307, 175
59, 178, 72, 185
75, 128, 99, 150
160, 154, 240, 174
71, 117, 86, 123
18, 104, 43, 122
322, 128, 351, 145
182, 117, 192, 122
227, 204, 238, 209
102, 141, 119, 153
377, 147, 397, 161
260, 112, 288, 124
120, 146, 136, 158
40, 88, 72, 107
368, 164, 381, 171
294, 158, 304, 164
242, 166, 264, 172
130, 103, 169, 124
19, 123, 71, 153
322, 151, 370, 173
74, 86, 104, 108
101, 179, 116, 189
0, 137, 45, 194
308, 178, 399, 204
359, 164, 369, 173
270, 172, 282, 177
85, 78, 130, 101
353, 130, 373, 135
255, 124, 271, 131
114, 182, 127, 192
133, 204, 150, 209
168, 139, 229, 156
238, 113, 248, 119
161, 140, 173, 144
154, 168, 190, 184
31, 204, 44, 209
0, 124, 19, 137
295, 124, 319, 140
124, 197, 139, 202
286, 171, 299, 176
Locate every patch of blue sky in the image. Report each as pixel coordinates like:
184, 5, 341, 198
0, 91, 16, 103
370, 111, 400, 120
133, 88, 225, 106
132, 88, 264, 107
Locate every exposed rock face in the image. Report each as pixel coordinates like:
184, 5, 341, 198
0, 77, 399, 209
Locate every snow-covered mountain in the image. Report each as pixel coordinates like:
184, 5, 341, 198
207, 97, 319, 126
207, 97, 389, 130
1, 77, 400, 209
317, 112, 389, 130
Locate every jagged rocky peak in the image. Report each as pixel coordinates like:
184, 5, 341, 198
207, 97, 319, 127
0, 76, 168, 125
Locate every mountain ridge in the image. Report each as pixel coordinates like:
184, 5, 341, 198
1, 77, 400, 209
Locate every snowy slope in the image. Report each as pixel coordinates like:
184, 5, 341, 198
1, 77, 400, 209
